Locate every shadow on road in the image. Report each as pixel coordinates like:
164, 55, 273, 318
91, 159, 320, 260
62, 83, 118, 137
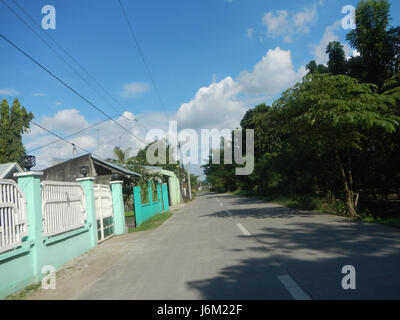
187, 194, 400, 300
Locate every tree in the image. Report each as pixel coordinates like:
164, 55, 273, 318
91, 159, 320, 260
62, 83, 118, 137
282, 74, 398, 218
326, 41, 348, 75
346, 0, 400, 88
305, 60, 328, 75
0, 98, 33, 164
112, 146, 132, 163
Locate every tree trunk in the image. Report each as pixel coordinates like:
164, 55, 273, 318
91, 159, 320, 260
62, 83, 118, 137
337, 152, 360, 219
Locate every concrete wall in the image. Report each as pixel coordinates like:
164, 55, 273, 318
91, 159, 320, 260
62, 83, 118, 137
0, 174, 127, 299
161, 170, 181, 206
133, 182, 169, 227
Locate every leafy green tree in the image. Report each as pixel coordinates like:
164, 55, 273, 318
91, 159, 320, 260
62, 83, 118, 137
281, 74, 398, 218
112, 146, 131, 163
0, 98, 33, 164
326, 41, 348, 75
305, 60, 328, 75
346, 0, 400, 88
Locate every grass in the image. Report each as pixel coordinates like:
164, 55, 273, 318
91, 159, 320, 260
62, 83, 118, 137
231, 190, 400, 229
362, 216, 400, 228
128, 211, 173, 233
5, 282, 41, 300
125, 211, 134, 217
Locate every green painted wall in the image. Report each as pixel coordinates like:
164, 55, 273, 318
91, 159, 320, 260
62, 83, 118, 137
133, 182, 168, 227
160, 170, 181, 206
0, 174, 126, 299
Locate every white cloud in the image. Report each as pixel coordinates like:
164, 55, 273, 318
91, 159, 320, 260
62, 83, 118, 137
176, 77, 246, 130
262, 6, 318, 42
312, 20, 353, 64
293, 7, 317, 33
121, 82, 151, 98
41, 109, 89, 134
246, 28, 255, 40
0, 88, 18, 96
24, 110, 169, 169
238, 47, 307, 95
32, 93, 47, 97
176, 47, 306, 130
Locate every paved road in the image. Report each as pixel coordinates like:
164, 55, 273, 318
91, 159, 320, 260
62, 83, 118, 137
77, 193, 400, 300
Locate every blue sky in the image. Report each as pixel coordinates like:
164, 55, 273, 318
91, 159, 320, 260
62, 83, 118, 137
1, 0, 400, 173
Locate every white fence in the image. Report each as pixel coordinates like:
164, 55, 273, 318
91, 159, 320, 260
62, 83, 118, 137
41, 181, 86, 237
0, 179, 27, 254
94, 184, 114, 242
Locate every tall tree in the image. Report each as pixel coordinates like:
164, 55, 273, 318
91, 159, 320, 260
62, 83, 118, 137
280, 74, 398, 218
305, 60, 328, 75
326, 41, 348, 75
0, 98, 33, 164
346, 0, 400, 88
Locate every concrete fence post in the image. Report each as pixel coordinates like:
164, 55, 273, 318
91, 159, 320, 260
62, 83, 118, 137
162, 183, 169, 212
111, 181, 126, 235
15, 172, 44, 280
148, 181, 153, 204
156, 183, 162, 212
133, 186, 142, 226
77, 177, 97, 248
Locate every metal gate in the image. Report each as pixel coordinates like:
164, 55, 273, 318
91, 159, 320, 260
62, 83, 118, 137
0, 179, 27, 254
94, 184, 114, 243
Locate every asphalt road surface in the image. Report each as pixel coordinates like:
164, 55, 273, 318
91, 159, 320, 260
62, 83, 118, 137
77, 193, 400, 300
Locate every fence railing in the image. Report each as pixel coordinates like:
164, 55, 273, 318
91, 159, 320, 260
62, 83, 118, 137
41, 181, 86, 237
0, 179, 27, 254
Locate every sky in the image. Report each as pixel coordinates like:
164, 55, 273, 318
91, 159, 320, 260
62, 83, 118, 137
1, 0, 400, 176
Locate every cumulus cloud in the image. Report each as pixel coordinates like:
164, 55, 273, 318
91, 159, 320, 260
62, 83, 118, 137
121, 82, 151, 98
263, 6, 317, 42
41, 109, 89, 134
176, 47, 306, 130
238, 47, 307, 95
176, 77, 245, 130
312, 20, 353, 64
24, 109, 172, 169
0, 88, 19, 96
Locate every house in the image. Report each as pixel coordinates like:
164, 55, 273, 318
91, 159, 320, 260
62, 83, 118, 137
0, 162, 23, 180
41, 153, 141, 184
145, 166, 182, 206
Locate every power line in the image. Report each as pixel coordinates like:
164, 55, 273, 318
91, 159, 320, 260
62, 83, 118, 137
30, 121, 102, 159
0, 32, 147, 146
27, 116, 118, 153
5, 0, 147, 127
117, 0, 168, 116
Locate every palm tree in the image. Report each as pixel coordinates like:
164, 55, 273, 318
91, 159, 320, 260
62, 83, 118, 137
112, 146, 132, 164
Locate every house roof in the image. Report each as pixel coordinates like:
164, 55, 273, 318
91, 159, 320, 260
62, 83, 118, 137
144, 166, 176, 177
0, 162, 23, 179
92, 156, 141, 177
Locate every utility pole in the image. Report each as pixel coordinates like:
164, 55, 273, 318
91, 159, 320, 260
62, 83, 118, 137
72, 143, 77, 157
187, 161, 192, 200
179, 141, 192, 201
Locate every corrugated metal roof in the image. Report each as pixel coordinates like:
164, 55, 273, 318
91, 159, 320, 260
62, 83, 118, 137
92, 156, 141, 177
0, 162, 23, 179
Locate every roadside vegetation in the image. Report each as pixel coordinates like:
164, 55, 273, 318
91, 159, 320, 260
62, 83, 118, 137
204, 0, 400, 224
232, 191, 400, 228
128, 211, 174, 233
